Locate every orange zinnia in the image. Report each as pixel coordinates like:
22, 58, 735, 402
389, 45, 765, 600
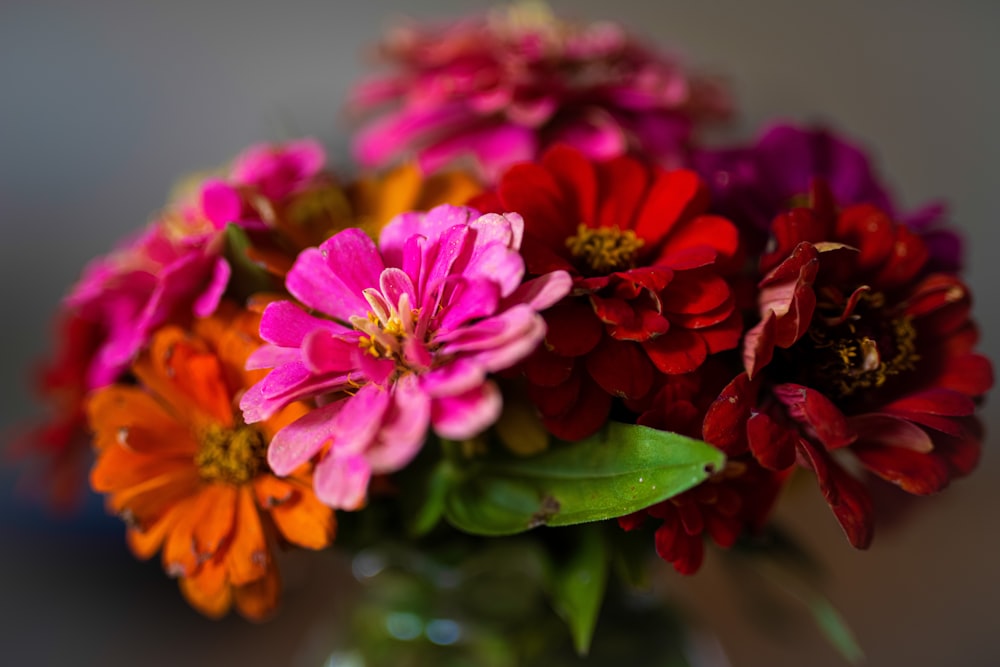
87, 303, 335, 621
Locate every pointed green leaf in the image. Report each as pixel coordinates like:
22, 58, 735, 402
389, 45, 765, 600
223, 223, 274, 298
443, 422, 726, 536
547, 525, 609, 656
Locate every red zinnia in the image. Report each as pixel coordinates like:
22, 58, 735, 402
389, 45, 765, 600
472, 145, 742, 440
704, 183, 993, 548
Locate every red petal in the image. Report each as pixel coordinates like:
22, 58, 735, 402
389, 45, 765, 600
643, 329, 708, 374
699, 309, 743, 354
660, 271, 731, 315
848, 414, 934, 452
773, 384, 855, 450
498, 163, 575, 249
585, 337, 653, 400
658, 214, 739, 265
596, 155, 651, 230
702, 373, 756, 455
523, 345, 575, 387
743, 313, 777, 380
883, 388, 975, 417
541, 377, 613, 441
528, 366, 582, 417
747, 411, 797, 470
834, 204, 895, 272
542, 145, 597, 225
797, 439, 874, 549
852, 445, 951, 495
634, 169, 707, 244
543, 299, 604, 357
937, 353, 994, 397
872, 225, 929, 290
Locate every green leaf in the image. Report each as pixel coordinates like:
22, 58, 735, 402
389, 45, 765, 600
405, 460, 455, 537
443, 422, 726, 536
736, 528, 864, 664
547, 525, 609, 656
223, 223, 274, 299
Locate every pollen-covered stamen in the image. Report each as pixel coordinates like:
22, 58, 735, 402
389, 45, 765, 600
566, 223, 645, 275
807, 290, 919, 397
351, 289, 423, 364
195, 423, 268, 484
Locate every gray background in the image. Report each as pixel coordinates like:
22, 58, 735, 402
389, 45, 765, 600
1, 1, 998, 665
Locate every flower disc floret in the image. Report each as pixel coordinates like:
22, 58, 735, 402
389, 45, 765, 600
240, 205, 571, 510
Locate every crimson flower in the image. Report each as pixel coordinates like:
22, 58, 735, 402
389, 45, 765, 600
472, 145, 741, 440
704, 183, 992, 548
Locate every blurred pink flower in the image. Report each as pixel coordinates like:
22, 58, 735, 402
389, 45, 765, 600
351, 5, 730, 181
240, 205, 571, 510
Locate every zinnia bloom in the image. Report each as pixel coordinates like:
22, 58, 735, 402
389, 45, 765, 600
240, 205, 571, 510
351, 3, 730, 181
472, 145, 742, 440
704, 183, 992, 548
694, 123, 962, 270
87, 304, 335, 620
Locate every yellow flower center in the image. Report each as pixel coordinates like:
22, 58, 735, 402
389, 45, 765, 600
566, 224, 645, 275
195, 423, 268, 485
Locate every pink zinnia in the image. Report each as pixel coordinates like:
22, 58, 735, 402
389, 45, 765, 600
64, 139, 327, 389
351, 5, 730, 181
240, 205, 571, 510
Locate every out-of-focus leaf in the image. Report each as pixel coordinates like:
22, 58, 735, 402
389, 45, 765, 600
223, 223, 274, 298
547, 525, 609, 656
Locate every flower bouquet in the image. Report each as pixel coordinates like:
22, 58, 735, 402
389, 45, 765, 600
15, 2, 992, 665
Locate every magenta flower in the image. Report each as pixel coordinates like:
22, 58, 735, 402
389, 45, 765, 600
351, 5, 730, 181
240, 205, 571, 510
64, 138, 329, 389
693, 123, 962, 270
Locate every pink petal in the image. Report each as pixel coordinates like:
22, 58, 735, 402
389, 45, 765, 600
437, 277, 500, 333
267, 400, 345, 475
258, 300, 348, 348
191, 257, 230, 318
420, 358, 488, 398
286, 230, 383, 321
367, 376, 432, 473
314, 452, 372, 511
200, 180, 243, 228
301, 329, 361, 375
502, 270, 572, 311
331, 384, 391, 455
431, 381, 503, 440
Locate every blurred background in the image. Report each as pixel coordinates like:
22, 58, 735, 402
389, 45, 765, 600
1, 0, 998, 665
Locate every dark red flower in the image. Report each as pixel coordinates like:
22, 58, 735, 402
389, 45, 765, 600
620, 369, 787, 575
8, 313, 103, 509
704, 182, 993, 548
472, 145, 742, 439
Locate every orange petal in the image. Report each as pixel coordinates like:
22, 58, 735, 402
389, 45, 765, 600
134, 327, 233, 429
192, 484, 238, 558
91, 444, 191, 493
87, 386, 194, 455
180, 556, 233, 620
227, 486, 269, 586
417, 169, 482, 212
162, 495, 203, 578
126, 502, 183, 560
233, 563, 281, 622
253, 475, 295, 508
270, 484, 336, 550
106, 468, 201, 528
